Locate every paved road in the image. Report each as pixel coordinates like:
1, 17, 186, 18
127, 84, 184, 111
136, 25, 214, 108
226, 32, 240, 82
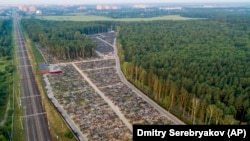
14, 13, 52, 141
96, 36, 186, 125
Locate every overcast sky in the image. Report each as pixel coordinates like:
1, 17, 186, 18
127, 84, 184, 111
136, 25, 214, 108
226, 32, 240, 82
2, 0, 250, 5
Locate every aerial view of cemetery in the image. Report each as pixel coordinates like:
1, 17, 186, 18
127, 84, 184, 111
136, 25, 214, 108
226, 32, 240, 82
39, 32, 175, 141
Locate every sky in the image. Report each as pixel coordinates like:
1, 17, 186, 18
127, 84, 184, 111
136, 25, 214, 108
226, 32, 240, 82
2, 0, 250, 5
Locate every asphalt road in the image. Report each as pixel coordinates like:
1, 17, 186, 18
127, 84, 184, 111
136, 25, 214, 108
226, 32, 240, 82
14, 13, 51, 141
96, 36, 186, 125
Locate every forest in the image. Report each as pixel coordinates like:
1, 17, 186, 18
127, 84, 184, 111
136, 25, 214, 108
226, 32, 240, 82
21, 19, 113, 61
0, 19, 14, 115
0, 19, 14, 140
89, 7, 250, 19
88, 8, 177, 19
117, 16, 250, 124
0, 20, 12, 58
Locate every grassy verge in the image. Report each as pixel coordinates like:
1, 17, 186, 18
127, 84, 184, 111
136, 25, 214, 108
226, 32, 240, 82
21, 25, 77, 141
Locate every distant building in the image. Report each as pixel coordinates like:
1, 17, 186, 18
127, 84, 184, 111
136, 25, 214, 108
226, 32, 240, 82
18, 5, 28, 12
159, 7, 182, 10
96, 5, 120, 10
18, 5, 37, 13
133, 4, 148, 9
29, 6, 36, 12
36, 10, 42, 15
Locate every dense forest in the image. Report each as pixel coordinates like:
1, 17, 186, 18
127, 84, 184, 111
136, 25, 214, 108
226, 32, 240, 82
0, 20, 12, 58
0, 19, 14, 114
0, 19, 14, 140
117, 17, 250, 124
89, 7, 250, 19
21, 19, 113, 61
88, 8, 178, 18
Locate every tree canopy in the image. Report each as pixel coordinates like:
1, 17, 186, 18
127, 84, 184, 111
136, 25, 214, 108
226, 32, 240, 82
21, 19, 113, 60
117, 16, 250, 124
0, 19, 14, 141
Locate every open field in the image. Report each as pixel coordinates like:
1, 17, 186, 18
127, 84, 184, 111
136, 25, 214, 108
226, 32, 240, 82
37, 14, 195, 21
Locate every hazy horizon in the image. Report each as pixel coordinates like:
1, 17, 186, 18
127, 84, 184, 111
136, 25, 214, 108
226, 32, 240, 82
2, 0, 250, 5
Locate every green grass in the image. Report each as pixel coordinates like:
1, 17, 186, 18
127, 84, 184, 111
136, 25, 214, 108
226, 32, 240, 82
0, 58, 7, 71
37, 14, 196, 22
30, 44, 45, 63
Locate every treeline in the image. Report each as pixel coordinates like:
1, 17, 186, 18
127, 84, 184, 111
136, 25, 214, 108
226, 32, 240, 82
180, 8, 250, 19
89, 8, 178, 18
0, 19, 14, 110
21, 19, 113, 60
0, 19, 14, 140
117, 18, 250, 124
89, 7, 250, 19
0, 20, 13, 58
